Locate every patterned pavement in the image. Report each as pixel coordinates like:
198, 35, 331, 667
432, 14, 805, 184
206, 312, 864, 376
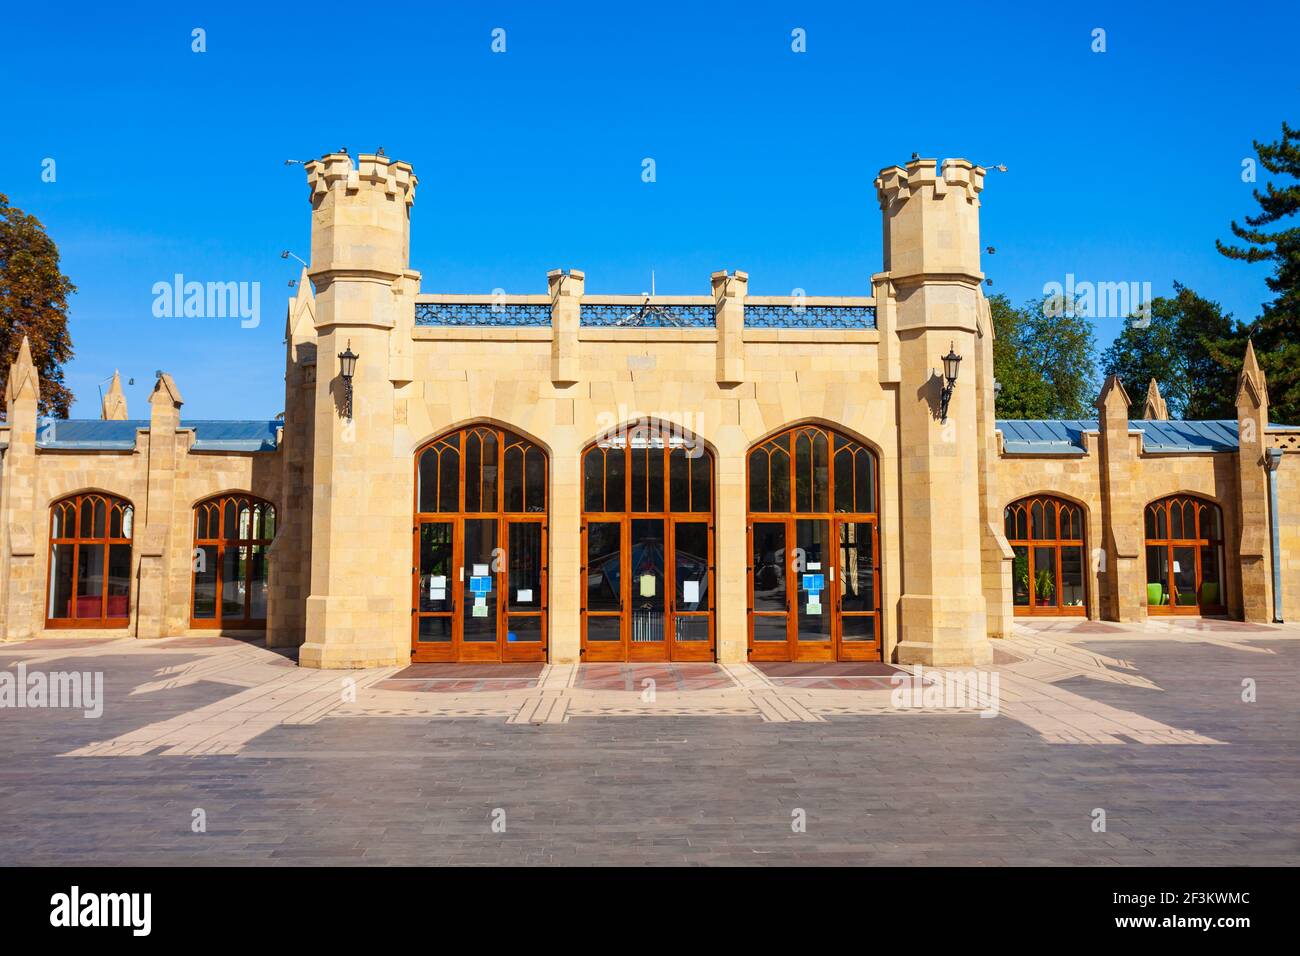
0, 619, 1297, 864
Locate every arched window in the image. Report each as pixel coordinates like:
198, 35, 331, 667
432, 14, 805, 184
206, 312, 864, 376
414, 425, 548, 663
192, 495, 276, 627
581, 423, 714, 662
47, 492, 133, 627
1144, 495, 1225, 614
746, 425, 880, 662
1004, 495, 1086, 615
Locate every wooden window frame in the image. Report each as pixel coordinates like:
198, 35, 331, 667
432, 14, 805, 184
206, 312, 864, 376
1005, 495, 1088, 617
1144, 495, 1226, 616
45, 492, 134, 629
190, 494, 276, 629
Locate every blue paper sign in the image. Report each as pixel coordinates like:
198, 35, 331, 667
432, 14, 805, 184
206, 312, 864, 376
802, 573, 824, 593
469, 575, 492, 595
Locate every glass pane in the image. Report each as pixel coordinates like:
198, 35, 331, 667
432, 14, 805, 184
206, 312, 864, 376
586, 522, 621, 611
748, 449, 769, 512
1032, 546, 1057, 607
1004, 507, 1017, 541
222, 546, 247, 619
689, 450, 711, 513
605, 446, 626, 512
438, 443, 460, 512
248, 545, 268, 620
506, 615, 542, 644
418, 448, 438, 512
79, 499, 93, 538
106, 544, 130, 619
418, 616, 452, 643
76, 544, 105, 619
795, 432, 812, 512
1031, 501, 1051, 540
854, 449, 874, 514
670, 448, 690, 512
674, 522, 709, 611
770, 438, 790, 512
753, 614, 788, 642
839, 522, 875, 612
52, 503, 71, 538
674, 617, 709, 642
1170, 501, 1184, 538
796, 519, 831, 641
630, 518, 665, 643
1202, 505, 1222, 540
1172, 547, 1197, 606
841, 615, 875, 642
812, 430, 829, 512
1144, 506, 1156, 538
462, 518, 498, 641
752, 522, 786, 612
465, 433, 483, 511
1012, 546, 1030, 606
503, 445, 524, 512
586, 615, 621, 642
1060, 546, 1085, 608
110, 506, 122, 539
263, 506, 275, 539
93, 499, 107, 538
418, 522, 454, 612
193, 545, 218, 619
523, 448, 545, 513
834, 449, 853, 513
1145, 546, 1170, 606
584, 448, 604, 512
1199, 544, 1222, 607
224, 500, 238, 540
239, 505, 253, 541
479, 431, 499, 511
48, 543, 75, 619
508, 522, 542, 612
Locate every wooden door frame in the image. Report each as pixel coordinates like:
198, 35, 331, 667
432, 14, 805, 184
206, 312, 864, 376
579, 434, 716, 663
1144, 495, 1227, 617
411, 426, 549, 663
744, 425, 882, 663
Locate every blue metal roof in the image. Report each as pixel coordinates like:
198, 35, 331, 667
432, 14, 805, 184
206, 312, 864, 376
33, 419, 279, 453
997, 419, 1290, 455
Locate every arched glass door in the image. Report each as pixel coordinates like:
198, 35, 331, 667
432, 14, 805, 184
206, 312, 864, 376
191, 494, 276, 628
746, 425, 881, 662
47, 493, 134, 628
1005, 495, 1087, 615
1145, 495, 1226, 615
413, 425, 548, 662
581, 424, 714, 662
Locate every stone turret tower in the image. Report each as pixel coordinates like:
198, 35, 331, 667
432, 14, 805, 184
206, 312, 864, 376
876, 158, 993, 665
1236, 340, 1272, 621
1, 337, 41, 641
299, 152, 419, 668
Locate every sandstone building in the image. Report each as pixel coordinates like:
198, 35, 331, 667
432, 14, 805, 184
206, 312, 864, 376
1, 153, 1296, 667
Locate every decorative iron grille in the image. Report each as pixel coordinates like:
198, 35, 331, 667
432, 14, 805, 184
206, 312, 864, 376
414, 302, 552, 326
581, 301, 716, 328
744, 304, 877, 329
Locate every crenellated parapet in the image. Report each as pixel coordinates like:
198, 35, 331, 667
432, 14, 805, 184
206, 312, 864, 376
305, 152, 417, 208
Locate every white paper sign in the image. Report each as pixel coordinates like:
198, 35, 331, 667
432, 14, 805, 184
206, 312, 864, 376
432, 575, 447, 589
472, 604, 488, 617
473, 564, 489, 577
807, 599, 822, 615
808, 562, 821, 571
640, 574, 656, 597
430, 588, 446, 601
517, 589, 533, 603
683, 580, 700, 604
1173, 561, 1182, 573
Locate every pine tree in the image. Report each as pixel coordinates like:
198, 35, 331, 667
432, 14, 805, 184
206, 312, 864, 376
1216, 121, 1300, 424
0, 193, 76, 416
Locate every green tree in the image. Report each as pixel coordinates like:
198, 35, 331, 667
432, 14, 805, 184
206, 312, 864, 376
1216, 121, 1300, 424
0, 193, 76, 416
992, 293, 1097, 419
1100, 283, 1236, 419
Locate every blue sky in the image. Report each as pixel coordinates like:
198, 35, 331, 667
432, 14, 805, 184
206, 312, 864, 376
2, 0, 1296, 419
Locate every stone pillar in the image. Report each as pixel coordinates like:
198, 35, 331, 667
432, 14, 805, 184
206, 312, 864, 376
1236, 341, 1272, 622
1, 337, 41, 641
136, 373, 184, 638
712, 270, 746, 385
1096, 375, 1144, 621
299, 151, 417, 669
549, 269, 583, 385
975, 292, 1014, 638
267, 269, 317, 648
101, 370, 128, 420
877, 157, 992, 666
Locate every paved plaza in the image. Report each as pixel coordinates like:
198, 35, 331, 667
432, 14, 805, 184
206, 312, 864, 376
1, 620, 1297, 865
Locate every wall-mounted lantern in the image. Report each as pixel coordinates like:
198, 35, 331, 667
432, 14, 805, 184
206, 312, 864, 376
940, 342, 962, 422
338, 340, 358, 422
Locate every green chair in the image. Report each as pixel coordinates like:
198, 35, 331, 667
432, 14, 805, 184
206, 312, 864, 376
1146, 583, 1168, 606
1200, 582, 1219, 606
